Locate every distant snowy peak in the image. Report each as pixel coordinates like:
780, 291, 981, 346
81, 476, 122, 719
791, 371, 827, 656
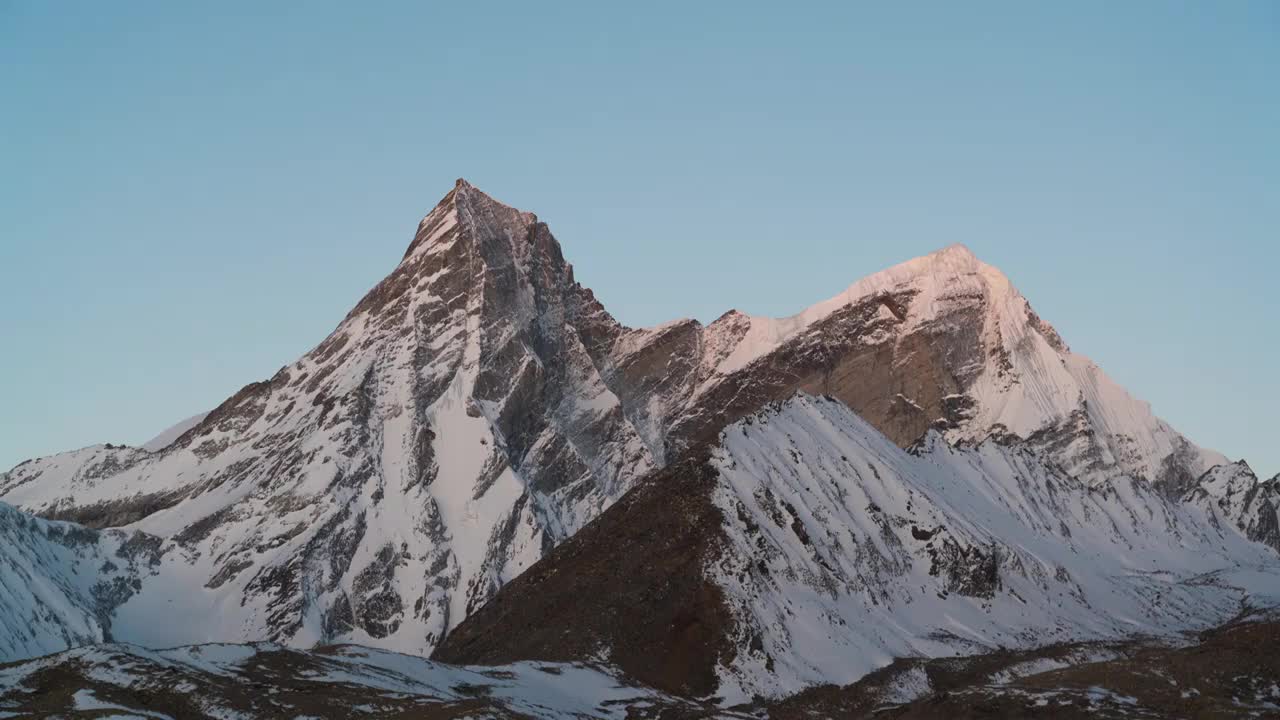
710, 242, 1063, 371
141, 411, 210, 452
704, 242, 1062, 399
604, 241, 1222, 489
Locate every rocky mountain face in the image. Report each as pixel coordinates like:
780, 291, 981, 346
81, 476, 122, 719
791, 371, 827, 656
1183, 461, 1280, 554
1, 180, 656, 658
0, 180, 1261, 671
436, 395, 1280, 702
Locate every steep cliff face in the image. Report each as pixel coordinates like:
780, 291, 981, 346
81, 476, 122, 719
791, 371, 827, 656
437, 395, 1280, 702
0, 181, 1239, 663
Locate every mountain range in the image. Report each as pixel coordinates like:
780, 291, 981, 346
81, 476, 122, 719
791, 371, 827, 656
1, 180, 1277, 718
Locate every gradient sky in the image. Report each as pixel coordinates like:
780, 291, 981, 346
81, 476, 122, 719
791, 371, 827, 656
2, 2, 1277, 478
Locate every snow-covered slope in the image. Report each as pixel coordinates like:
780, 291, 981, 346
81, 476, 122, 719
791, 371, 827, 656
0, 181, 1244, 666
0, 502, 160, 662
439, 394, 1280, 702
706, 395, 1272, 701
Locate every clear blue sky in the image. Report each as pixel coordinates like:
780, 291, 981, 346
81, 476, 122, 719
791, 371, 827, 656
2, 1, 1276, 478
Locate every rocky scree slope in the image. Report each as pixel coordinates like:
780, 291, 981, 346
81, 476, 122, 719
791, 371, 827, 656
436, 395, 1280, 703
0, 180, 1247, 664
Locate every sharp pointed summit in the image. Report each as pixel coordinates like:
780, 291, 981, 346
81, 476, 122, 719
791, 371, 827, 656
402, 178, 531, 260
1, 180, 654, 655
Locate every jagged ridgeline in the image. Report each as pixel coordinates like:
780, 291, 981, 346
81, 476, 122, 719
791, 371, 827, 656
1, 182, 1276, 703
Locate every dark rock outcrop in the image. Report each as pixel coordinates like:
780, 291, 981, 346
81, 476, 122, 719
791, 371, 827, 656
434, 450, 736, 698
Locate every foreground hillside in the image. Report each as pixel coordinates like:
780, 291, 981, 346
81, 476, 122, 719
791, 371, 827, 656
0, 502, 158, 662
3, 613, 1276, 719
0, 642, 709, 719
767, 608, 1280, 719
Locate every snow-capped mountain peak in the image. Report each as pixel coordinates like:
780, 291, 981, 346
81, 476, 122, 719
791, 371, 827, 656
0, 181, 1248, 668
609, 241, 1223, 489
0, 180, 656, 657
701, 241, 1056, 377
